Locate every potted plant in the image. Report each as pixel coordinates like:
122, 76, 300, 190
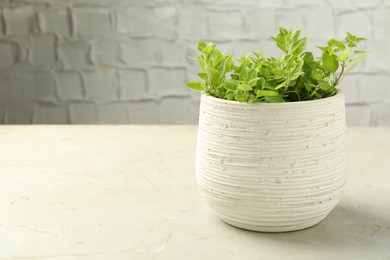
187, 28, 368, 232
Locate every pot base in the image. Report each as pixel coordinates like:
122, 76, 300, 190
219, 216, 327, 232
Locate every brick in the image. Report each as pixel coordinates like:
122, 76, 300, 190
93, 39, 119, 67
326, 0, 356, 12
128, 101, 159, 124
119, 39, 157, 65
260, 39, 286, 57
364, 40, 390, 72
0, 41, 18, 69
98, 103, 129, 124
117, 5, 154, 37
154, 6, 176, 40
31, 34, 56, 68
159, 97, 191, 124
73, 7, 112, 36
260, 0, 285, 7
22, 71, 57, 102
337, 75, 360, 104
83, 71, 117, 101
4, 6, 36, 35
373, 9, 390, 40
222, 40, 262, 58
286, 0, 326, 6
210, 0, 258, 7
0, 75, 23, 102
8, 34, 30, 48
186, 60, 200, 82
5, 102, 34, 124
189, 99, 200, 124
0, 104, 4, 124
148, 67, 188, 96
177, 4, 207, 41
244, 8, 276, 40
40, 8, 71, 38
372, 103, 390, 126
159, 40, 189, 65
189, 87, 202, 101
57, 72, 84, 100
33, 104, 69, 124
345, 104, 372, 126
69, 102, 98, 124
276, 10, 305, 31
118, 69, 147, 100
305, 6, 334, 40
153, 0, 180, 3
358, 75, 390, 103
0, 10, 4, 35
58, 42, 93, 70
118, 5, 176, 39
353, 0, 381, 8
337, 12, 371, 39
207, 11, 243, 40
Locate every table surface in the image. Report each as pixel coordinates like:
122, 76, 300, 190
0, 126, 389, 260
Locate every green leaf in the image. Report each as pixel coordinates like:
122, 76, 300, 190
202, 44, 215, 55
237, 83, 252, 92
234, 92, 246, 102
216, 59, 226, 71
272, 69, 285, 77
322, 53, 339, 73
291, 29, 302, 43
345, 32, 358, 47
198, 57, 206, 68
186, 82, 203, 91
319, 81, 331, 91
223, 79, 238, 91
247, 93, 257, 103
198, 41, 207, 52
279, 27, 288, 36
292, 38, 307, 55
197, 72, 207, 80
272, 36, 287, 53
337, 50, 349, 63
246, 68, 257, 81
329, 39, 346, 50
356, 37, 368, 42
256, 90, 280, 97
239, 68, 248, 81
302, 52, 314, 62
226, 93, 234, 100
354, 50, 371, 54
312, 70, 322, 81
275, 81, 287, 90
264, 95, 285, 102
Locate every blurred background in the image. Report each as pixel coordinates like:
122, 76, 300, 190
0, 0, 388, 125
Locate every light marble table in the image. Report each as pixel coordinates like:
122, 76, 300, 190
0, 126, 389, 259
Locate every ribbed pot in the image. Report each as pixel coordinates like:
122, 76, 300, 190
196, 92, 347, 232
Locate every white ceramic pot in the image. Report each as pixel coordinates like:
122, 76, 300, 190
196, 92, 347, 232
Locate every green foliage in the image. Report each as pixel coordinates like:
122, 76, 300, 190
186, 28, 369, 103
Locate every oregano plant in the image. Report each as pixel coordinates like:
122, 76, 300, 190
186, 28, 369, 103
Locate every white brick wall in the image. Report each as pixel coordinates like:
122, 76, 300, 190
0, 0, 389, 125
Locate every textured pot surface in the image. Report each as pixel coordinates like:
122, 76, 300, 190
196, 92, 347, 232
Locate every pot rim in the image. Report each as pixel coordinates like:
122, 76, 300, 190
201, 89, 344, 107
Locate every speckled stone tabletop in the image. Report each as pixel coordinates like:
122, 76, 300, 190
0, 126, 389, 259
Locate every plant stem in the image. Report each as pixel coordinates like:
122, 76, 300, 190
335, 63, 345, 86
